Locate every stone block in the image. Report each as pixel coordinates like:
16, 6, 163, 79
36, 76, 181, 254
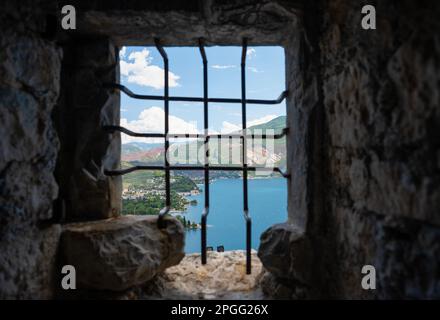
60, 215, 185, 291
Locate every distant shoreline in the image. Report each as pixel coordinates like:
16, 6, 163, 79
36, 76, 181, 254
171, 176, 285, 217
195, 174, 285, 185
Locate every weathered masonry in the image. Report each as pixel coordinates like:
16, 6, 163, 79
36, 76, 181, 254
0, 0, 439, 299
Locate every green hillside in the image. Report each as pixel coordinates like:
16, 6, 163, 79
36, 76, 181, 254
121, 115, 287, 178
122, 164, 162, 189
247, 116, 286, 156
121, 144, 142, 154
247, 115, 286, 133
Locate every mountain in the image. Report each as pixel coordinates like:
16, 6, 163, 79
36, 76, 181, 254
122, 142, 162, 154
241, 115, 286, 155
121, 115, 287, 172
247, 115, 286, 132
122, 142, 164, 164
122, 147, 164, 163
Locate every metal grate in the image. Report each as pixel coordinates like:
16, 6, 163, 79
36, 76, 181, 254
104, 38, 289, 274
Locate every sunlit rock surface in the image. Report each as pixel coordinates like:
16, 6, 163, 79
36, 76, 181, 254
60, 215, 184, 291
141, 250, 266, 300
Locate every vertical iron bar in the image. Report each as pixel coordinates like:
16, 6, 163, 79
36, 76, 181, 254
241, 40, 248, 210
199, 38, 209, 265
241, 38, 251, 274
155, 39, 170, 228
247, 216, 251, 272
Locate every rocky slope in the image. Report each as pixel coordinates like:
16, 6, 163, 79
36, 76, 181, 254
140, 250, 266, 300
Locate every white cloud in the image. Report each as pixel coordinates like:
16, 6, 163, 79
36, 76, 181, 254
247, 66, 263, 73
211, 105, 225, 111
182, 102, 202, 107
121, 106, 199, 143
211, 64, 237, 69
120, 49, 180, 89
221, 121, 241, 134
119, 46, 127, 59
220, 114, 278, 133
121, 108, 279, 143
246, 48, 256, 59
248, 115, 277, 126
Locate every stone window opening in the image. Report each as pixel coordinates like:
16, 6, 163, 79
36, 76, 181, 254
111, 39, 289, 275
50, 2, 307, 298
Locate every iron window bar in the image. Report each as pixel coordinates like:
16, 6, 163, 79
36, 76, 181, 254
241, 39, 251, 274
104, 38, 289, 274
155, 38, 171, 229
102, 125, 289, 139
105, 165, 290, 178
104, 83, 288, 105
198, 38, 210, 266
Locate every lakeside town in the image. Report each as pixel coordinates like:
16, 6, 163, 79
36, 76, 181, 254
122, 173, 202, 229
120, 170, 288, 231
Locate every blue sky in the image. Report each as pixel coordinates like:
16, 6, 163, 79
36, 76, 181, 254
119, 46, 286, 143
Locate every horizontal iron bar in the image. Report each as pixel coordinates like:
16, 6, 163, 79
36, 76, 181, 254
102, 125, 289, 139
105, 165, 290, 178
105, 83, 288, 105
103, 126, 164, 138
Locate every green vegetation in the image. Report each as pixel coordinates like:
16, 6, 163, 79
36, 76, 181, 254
122, 142, 162, 154
121, 144, 142, 154
171, 175, 199, 192
248, 115, 286, 132
122, 191, 189, 215
121, 163, 198, 193
175, 215, 199, 230
122, 170, 163, 189
121, 163, 199, 219
122, 196, 199, 231
248, 115, 286, 155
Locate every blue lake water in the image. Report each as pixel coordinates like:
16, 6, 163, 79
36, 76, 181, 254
180, 178, 287, 253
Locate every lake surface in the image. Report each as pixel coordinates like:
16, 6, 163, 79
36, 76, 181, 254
181, 178, 287, 253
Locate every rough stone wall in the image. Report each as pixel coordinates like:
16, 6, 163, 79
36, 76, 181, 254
0, 0, 121, 299
54, 38, 121, 222
320, 0, 440, 299
0, 1, 62, 299
259, 0, 440, 299
64, 0, 301, 46
2, 0, 438, 300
